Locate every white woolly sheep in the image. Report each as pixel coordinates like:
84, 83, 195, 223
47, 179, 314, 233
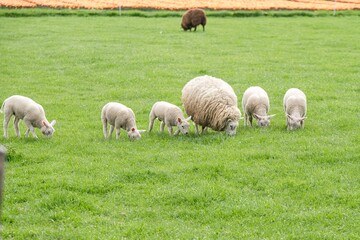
242, 86, 275, 127
181, 75, 241, 136
148, 101, 191, 136
283, 88, 307, 130
1, 95, 56, 139
101, 102, 145, 140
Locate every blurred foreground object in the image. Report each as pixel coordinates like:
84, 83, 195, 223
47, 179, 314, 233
0, 145, 5, 225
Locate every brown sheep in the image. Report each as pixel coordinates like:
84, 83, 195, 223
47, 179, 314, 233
181, 9, 207, 32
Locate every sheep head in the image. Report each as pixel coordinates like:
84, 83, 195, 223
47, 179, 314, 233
41, 120, 56, 137
254, 114, 275, 127
225, 119, 239, 136
127, 128, 145, 141
287, 114, 306, 130
176, 116, 191, 135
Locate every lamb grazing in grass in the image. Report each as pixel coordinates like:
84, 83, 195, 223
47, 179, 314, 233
242, 86, 275, 127
101, 102, 145, 140
148, 101, 191, 136
1, 95, 56, 139
181, 9, 207, 32
181, 75, 241, 136
283, 88, 307, 130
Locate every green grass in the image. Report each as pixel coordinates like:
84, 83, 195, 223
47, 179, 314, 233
0, 14, 360, 239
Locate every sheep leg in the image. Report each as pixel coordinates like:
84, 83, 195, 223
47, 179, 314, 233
301, 120, 305, 129
160, 121, 165, 133
202, 25, 205, 31
194, 26, 197, 32
286, 118, 290, 130
3, 113, 12, 139
108, 125, 115, 139
249, 115, 253, 127
115, 128, 120, 140
102, 119, 108, 139
174, 129, 180, 136
24, 120, 38, 139
148, 114, 156, 132
244, 113, 248, 127
167, 126, 173, 136
195, 124, 199, 135
201, 126, 207, 134
14, 117, 20, 137
25, 129, 30, 137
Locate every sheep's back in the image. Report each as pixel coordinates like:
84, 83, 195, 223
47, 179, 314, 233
242, 87, 269, 114
284, 89, 307, 116
182, 9, 206, 27
284, 89, 306, 107
4, 95, 44, 119
103, 102, 135, 125
182, 75, 238, 128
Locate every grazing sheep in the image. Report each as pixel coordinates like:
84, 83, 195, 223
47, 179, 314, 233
181, 75, 241, 136
101, 102, 145, 140
181, 9, 207, 32
148, 101, 191, 136
1, 95, 56, 139
283, 88, 307, 130
242, 86, 275, 127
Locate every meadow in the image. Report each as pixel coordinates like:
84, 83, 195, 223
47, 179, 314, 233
0, 11, 359, 239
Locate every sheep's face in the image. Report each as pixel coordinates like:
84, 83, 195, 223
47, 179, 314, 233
181, 22, 189, 31
257, 117, 271, 127
287, 115, 305, 130
127, 128, 146, 141
41, 120, 56, 137
176, 117, 191, 135
254, 114, 275, 128
181, 23, 186, 30
225, 120, 238, 136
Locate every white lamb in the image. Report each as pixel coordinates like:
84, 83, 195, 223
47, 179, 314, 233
283, 88, 307, 130
1, 95, 56, 139
181, 75, 241, 136
242, 86, 275, 127
148, 101, 191, 136
101, 102, 145, 140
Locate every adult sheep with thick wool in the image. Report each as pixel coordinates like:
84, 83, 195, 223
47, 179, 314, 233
283, 88, 307, 130
181, 75, 241, 136
1, 95, 56, 139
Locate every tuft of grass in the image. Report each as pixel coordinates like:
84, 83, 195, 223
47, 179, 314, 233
0, 14, 359, 238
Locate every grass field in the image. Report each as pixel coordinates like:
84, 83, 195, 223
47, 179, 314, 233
0, 13, 360, 239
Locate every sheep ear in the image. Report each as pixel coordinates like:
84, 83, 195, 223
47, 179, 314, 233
286, 114, 293, 120
300, 117, 307, 121
131, 128, 135, 132
268, 114, 276, 119
253, 113, 261, 120
42, 121, 49, 127
50, 120, 56, 126
138, 130, 146, 133
185, 116, 191, 121
177, 118, 182, 123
